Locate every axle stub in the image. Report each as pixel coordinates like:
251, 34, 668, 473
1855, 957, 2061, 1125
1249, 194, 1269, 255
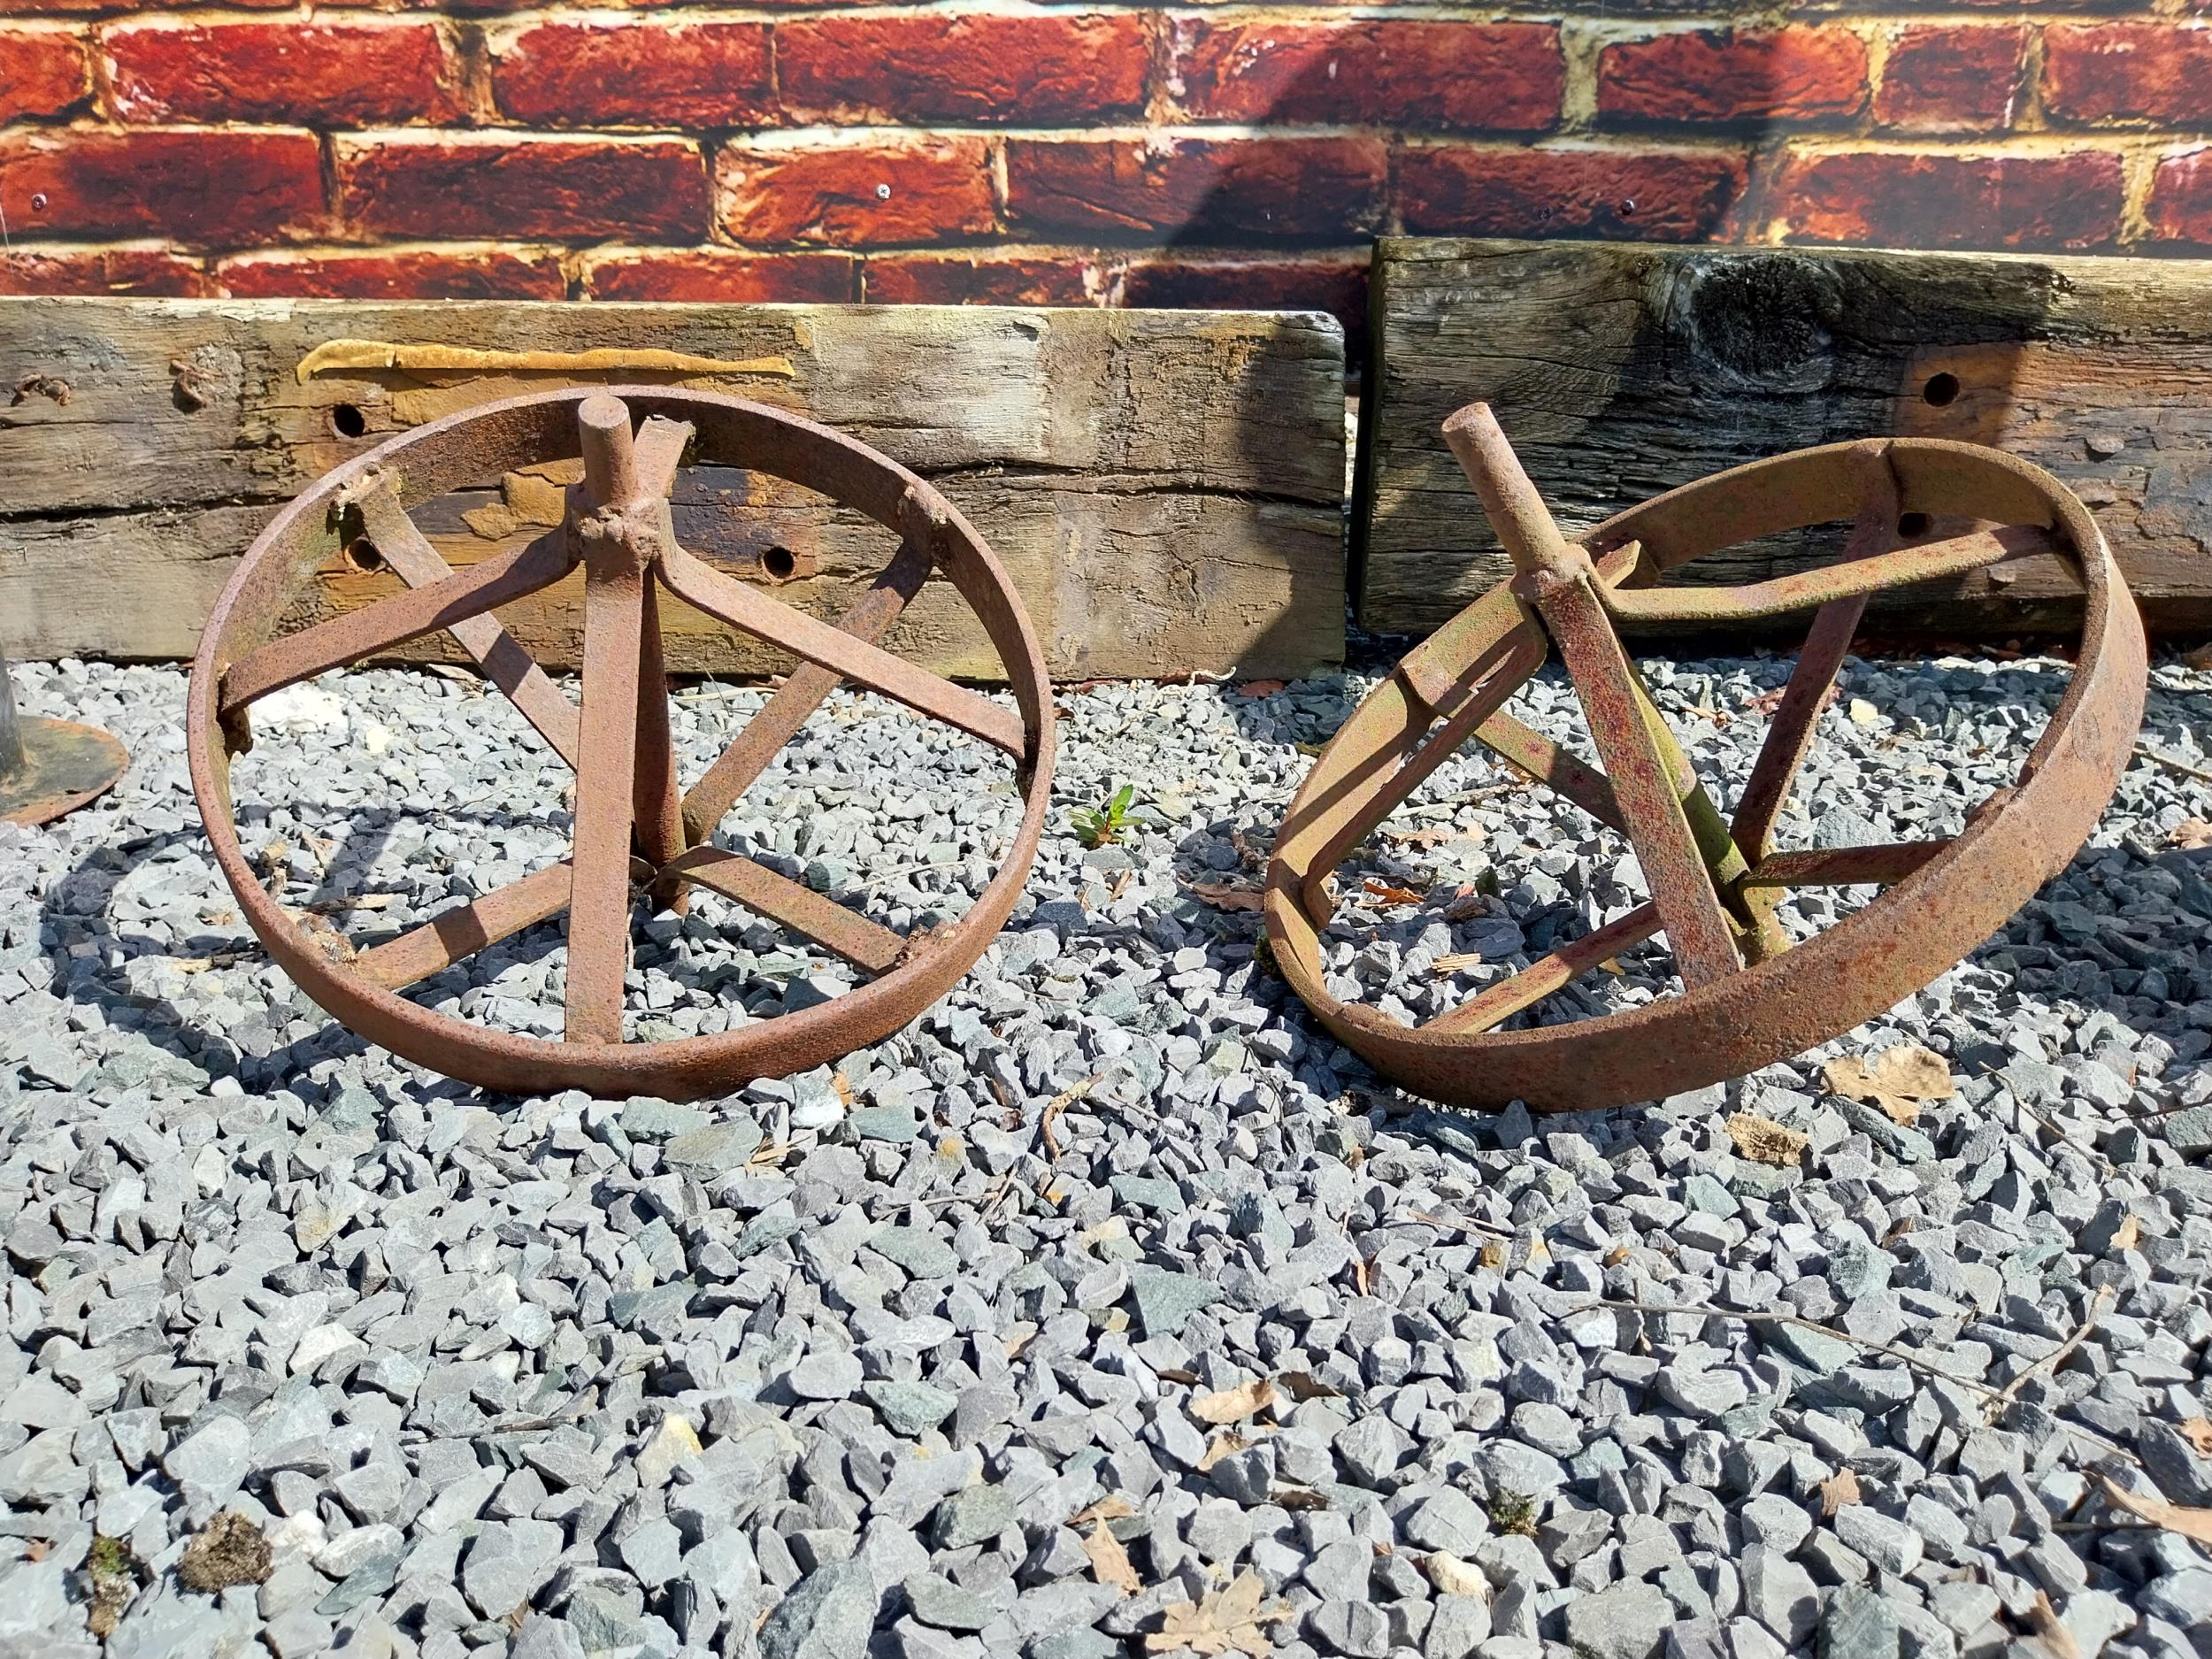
1264, 404, 2146, 1113
189, 387, 1055, 1100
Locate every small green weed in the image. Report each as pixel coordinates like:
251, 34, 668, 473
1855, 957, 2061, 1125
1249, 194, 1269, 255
1071, 783, 1138, 849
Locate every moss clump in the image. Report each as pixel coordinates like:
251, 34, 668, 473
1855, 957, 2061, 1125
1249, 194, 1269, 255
176, 1512, 272, 1594
1487, 1488, 1538, 1537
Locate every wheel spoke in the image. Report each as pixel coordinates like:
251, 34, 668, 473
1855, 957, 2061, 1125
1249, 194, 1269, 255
1545, 581, 1741, 985
356, 861, 574, 991
1732, 442, 1898, 857
657, 541, 1025, 757
222, 529, 574, 712
565, 562, 645, 1044
1296, 620, 1546, 919
1740, 841, 1946, 889
631, 416, 694, 503
1599, 526, 2055, 624
1471, 712, 1626, 835
661, 846, 907, 974
634, 580, 688, 903
345, 472, 582, 767
683, 495, 938, 841
1442, 404, 1740, 987
1428, 902, 1663, 1035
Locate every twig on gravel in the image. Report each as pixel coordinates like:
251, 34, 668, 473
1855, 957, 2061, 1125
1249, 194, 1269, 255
1394, 1209, 1515, 1240
2135, 745, 2212, 786
1985, 1285, 2115, 1424
1040, 1074, 1103, 1161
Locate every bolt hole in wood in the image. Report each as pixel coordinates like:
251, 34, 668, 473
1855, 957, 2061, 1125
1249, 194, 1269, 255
760, 545, 799, 581
1922, 372, 1961, 407
341, 537, 384, 575
1897, 511, 1934, 539
329, 403, 367, 439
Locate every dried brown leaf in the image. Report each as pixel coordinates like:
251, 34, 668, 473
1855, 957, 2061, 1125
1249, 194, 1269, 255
1276, 1371, 1340, 1402
2170, 818, 2212, 851
1818, 1468, 1861, 1517
1237, 680, 1287, 698
1083, 1519, 1141, 1596
1193, 1378, 1279, 1425
1272, 1485, 1330, 1510
2024, 1589, 2083, 1659
2177, 1417, 2212, 1456
1362, 877, 1428, 907
1823, 1043, 1955, 1125
1725, 1111, 1809, 1168
1184, 878, 1263, 913
2110, 1214, 2142, 1253
1197, 1431, 1250, 1473
2101, 1476, 2212, 1547
1147, 1571, 1292, 1655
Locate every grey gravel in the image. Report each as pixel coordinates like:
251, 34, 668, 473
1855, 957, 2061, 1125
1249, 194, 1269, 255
3, 653, 2211, 1658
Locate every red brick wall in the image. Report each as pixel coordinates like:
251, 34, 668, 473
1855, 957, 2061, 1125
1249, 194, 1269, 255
0, 4, 2200, 360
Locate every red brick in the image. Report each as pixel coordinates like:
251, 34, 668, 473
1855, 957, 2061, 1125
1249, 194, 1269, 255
216, 248, 566, 300
2148, 150, 2212, 250
0, 128, 326, 243
104, 19, 458, 126
780, 12, 1147, 125
0, 244, 209, 296
1399, 147, 1747, 242
863, 250, 1100, 307
1172, 19, 1560, 134
718, 137, 994, 247
1875, 26, 2024, 132
1774, 150, 2122, 250
1006, 135, 1386, 240
583, 248, 856, 302
0, 0, 290, 11
2045, 24, 2212, 127
0, 27, 85, 119
340, 135, 707, 242
490, 19, 772, 128
1599, 28, 1868, 126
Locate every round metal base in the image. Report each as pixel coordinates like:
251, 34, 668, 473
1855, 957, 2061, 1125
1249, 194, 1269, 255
0, 717, 129, 827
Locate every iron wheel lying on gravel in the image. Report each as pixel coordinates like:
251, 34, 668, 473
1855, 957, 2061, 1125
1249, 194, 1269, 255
1266, 403, 2147, 1113
188, 388, 1054, 1100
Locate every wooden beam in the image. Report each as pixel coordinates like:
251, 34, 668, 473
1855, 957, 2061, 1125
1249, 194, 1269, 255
0, 298, 1346, 681
1358, 238, 2212, 638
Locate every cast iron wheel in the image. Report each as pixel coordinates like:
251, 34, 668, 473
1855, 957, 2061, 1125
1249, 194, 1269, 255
189, 387, 1055, 1100
1264, 404, 2146, 1113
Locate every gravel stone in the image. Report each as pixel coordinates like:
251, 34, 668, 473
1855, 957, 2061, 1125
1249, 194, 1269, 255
6, 657, 2212, 1656
1564, 1580, 1673, 1659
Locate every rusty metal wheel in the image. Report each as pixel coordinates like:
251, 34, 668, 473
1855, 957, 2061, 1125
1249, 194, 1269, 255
1265, 404, 2147, 1114
188, 387, 1055, 1100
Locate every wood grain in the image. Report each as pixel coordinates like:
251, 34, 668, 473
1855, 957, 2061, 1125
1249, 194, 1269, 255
0, 297, 1346, 680
1357, 238, 2212, 638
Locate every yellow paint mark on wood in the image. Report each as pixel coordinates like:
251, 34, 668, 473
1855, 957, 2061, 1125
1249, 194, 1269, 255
294, 341, 797, 383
